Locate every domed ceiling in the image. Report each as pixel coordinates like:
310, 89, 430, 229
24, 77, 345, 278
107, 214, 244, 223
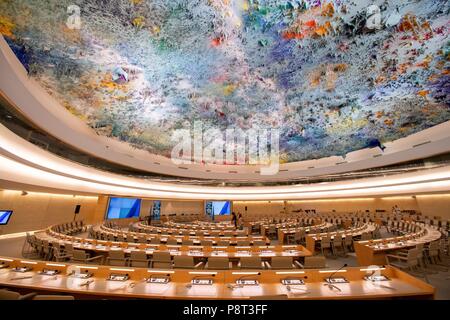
0, 0, 449, 164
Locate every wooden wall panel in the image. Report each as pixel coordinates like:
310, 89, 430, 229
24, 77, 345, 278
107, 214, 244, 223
0, 190, 99, 234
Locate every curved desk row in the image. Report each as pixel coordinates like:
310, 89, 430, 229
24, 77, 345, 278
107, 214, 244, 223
131, 222, 249, 236
94, 225, 268, 246
354, 224, 442, 266
0, 257, 435, 299
305, 223, 377, 253
161, 221, 236, 229
38, 230, 311, 260
277, 223, 333, 244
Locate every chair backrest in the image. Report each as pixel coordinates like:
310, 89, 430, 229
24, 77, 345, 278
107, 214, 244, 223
200, 239, 213, 246
321, 237, 331, 246
217, 240, 230, 246
206, 257, 230, 269
150, 237, 160, 244
406, 248, 419, 266
166, 238, 178, 245
344, 235, 352, 244
239, 256, 262, 269
138, 236, 147, 243
109, 250, 125, 259
64, 243, 74, 254
73, 250, 88, 260
173, 255, 194, 268
152, 251, 171, 262
237, 240, 250, 246
130, 250, 147, 260
295, 231, 304, 241
0, 289, 21, 300
129, 250, 148, 267
253, 240, 266, 246
182, 239, 194, 246
303, 256, 326, 268
270, 256, 294, 269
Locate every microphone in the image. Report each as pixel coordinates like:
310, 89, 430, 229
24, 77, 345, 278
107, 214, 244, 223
324, 263, 347, 292
327, 263, 347, 283
186, 274, 216, 288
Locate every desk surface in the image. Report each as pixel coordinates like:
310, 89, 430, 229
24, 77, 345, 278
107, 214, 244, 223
0, 257, 435, 300
38, 231, 311, 259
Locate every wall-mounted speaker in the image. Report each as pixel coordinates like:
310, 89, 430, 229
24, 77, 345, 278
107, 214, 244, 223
74, 205, 81, 214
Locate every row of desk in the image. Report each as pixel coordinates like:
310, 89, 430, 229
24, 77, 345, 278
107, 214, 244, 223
354, 224, 442, 266
39, 230, 311, 260
277, 222, 333, 244
0, 256, 435, 299
305, 223, 377, 253
95, 225, 268, 245
132, 221, 244, 234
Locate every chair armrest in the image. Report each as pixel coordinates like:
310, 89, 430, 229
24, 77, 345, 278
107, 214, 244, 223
294, 261, 303, 269
87, 255, 104, 263
261, 262, 266, 269
19, 292, 37, 300
194, 261, 204, 269
386, 254, 407, 261
264, 261, 272, 269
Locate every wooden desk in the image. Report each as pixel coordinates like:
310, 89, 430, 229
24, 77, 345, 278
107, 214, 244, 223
354, 226, 442, 266
305, 223, 376, 253
37, 231, 312, 261
278, 223, 332, 244
0, 257, 435, 299
94, 225, 266, 245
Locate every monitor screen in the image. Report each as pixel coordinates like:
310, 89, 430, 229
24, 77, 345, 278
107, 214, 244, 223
106, 198, 141, 219
206, 201, 231, 216
0, 210, 13, 225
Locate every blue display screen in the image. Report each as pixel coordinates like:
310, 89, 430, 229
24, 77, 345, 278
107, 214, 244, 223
205, 201, 231, 216
0, 210, 13, 225
106, 198, 141, 219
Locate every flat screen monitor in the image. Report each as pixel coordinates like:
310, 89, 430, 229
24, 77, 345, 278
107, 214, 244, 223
0, 210, 13, 225
206, 201, 231, 216
106, 198, 141, 219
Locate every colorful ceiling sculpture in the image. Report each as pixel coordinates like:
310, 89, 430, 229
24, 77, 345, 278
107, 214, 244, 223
1, 0, 449, 163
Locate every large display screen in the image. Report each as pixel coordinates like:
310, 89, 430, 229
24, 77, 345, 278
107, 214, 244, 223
0, 210, 13, 225
106, 198, 141, 219
205, 201, 231, 216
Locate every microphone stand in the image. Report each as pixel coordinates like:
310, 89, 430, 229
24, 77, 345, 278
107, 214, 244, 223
323, 263, 347, 292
